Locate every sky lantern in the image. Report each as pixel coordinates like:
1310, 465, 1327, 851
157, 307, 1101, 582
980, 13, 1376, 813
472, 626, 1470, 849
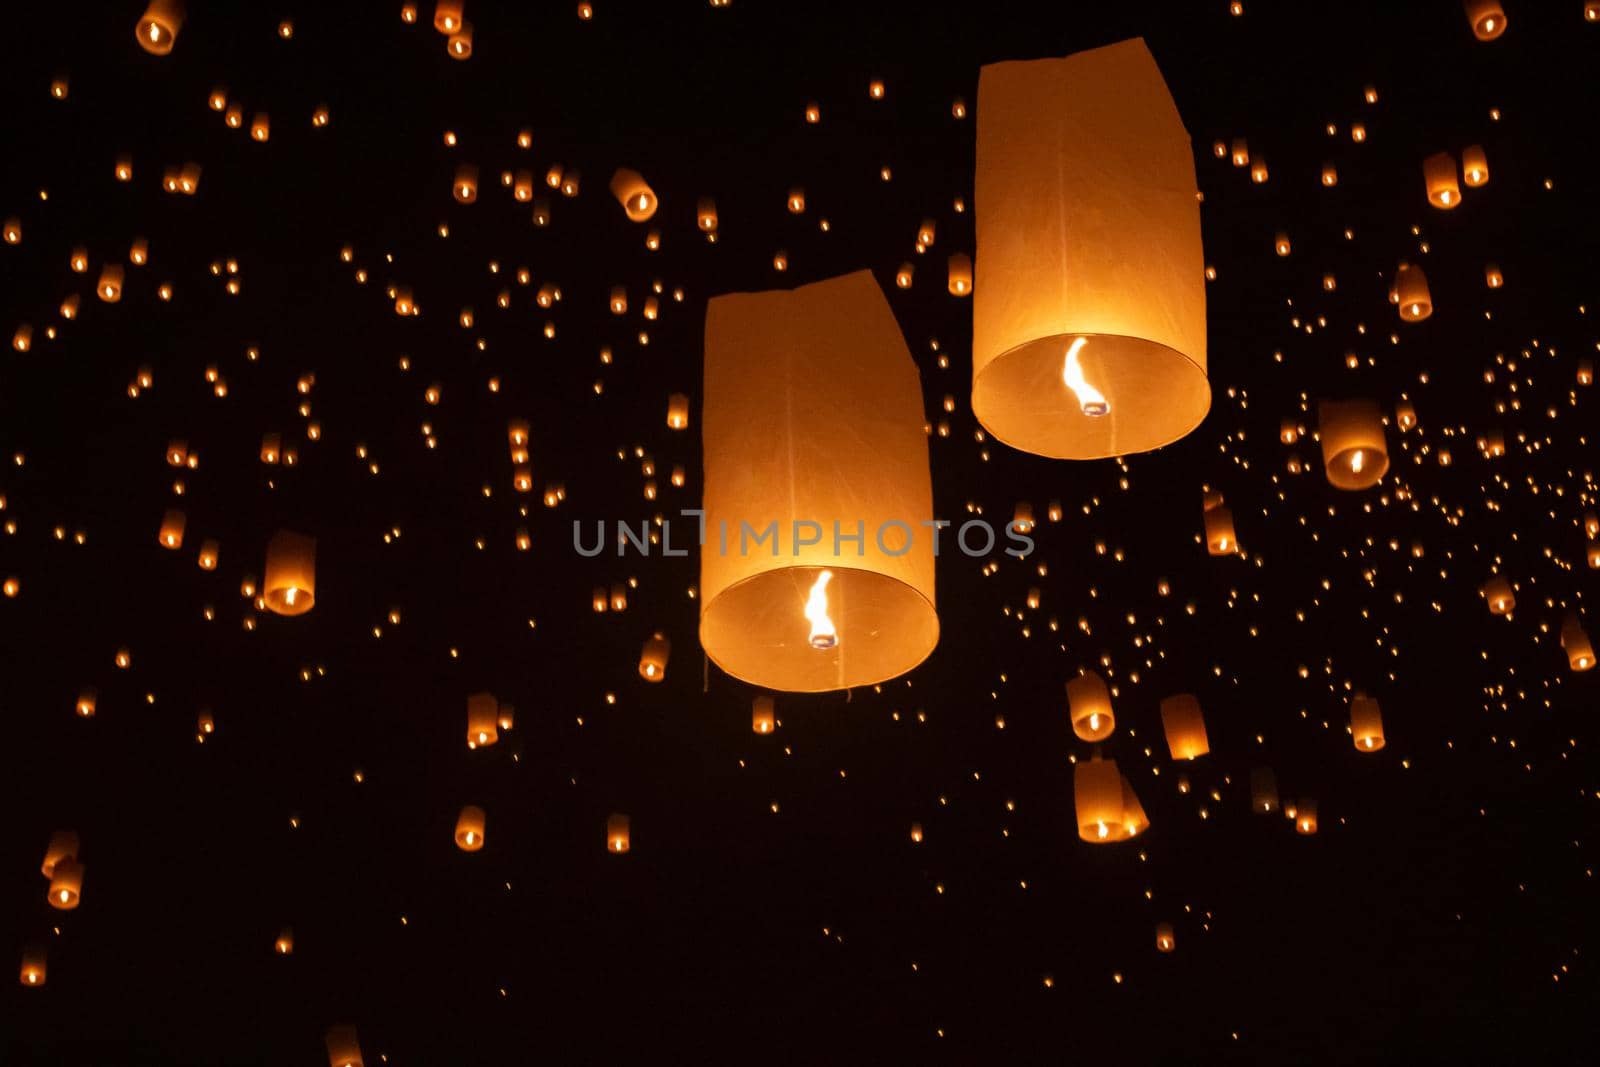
325, 1024, 364, 1067
1485, 263, 1503, 288
1318, 399, 1388, 489
274, 928, 294, 956
1423, 152, 1461, 208
466, 692, 498, 748
1295, 800, 1319, 835
699, 270, 938, 692
666, 393, 690, 429
973, 39, 1208, 459
1349, 692, 1385, 751
453, 164, 478, 202
454, 805, 486, 851
159, 509, 186, 549
1250, 767, 1279, 814
607, 813, 631, 853
1159, 693, 1209, 759
1562, 619, 1594, 672
1074, 758, 1147, 842
1156, 923, 1175, 953
98, 264, 124, 302
1465, 0, 1507, 40
136, 0, 185, 54
263, 530, 316, 616
48, 858, 84, 909
752, 695, 776, 734
1482, 575, 1515, 615
20, 947, 46, 988
1395, 262, 1431, 322
447, 22, 473, 58
1202, 492, 1237, 555
697, 197, 718, 233
1461, 144, 1489, 186
42, 830, 79, 878
609, 168, 657, 221
433, 1, 463, 32
947, 253, 972, 296
639, 632, 670, 681
1066, 670, 1115, 741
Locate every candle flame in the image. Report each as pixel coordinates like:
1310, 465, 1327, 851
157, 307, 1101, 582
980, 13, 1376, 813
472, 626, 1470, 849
1349, 449, 1364, 474
1062, 337, 1109, 417
805, 570, 837, 650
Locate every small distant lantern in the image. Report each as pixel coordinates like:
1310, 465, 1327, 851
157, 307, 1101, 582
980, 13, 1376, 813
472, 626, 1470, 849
454, 805, 486, 851
1066, 671, 1115, 741
433, 0, 463, 32
609, 168, 657, 221
1461, 144, 1489, 186
159, 509, 186, 549
250, 113, 270, 142
48, 858, 84, 909
1482, 575, 1515, 615
447, 22, 473, 58
895, 262, 914, 289
607, 813, 631, 853
666, 393, 690, 429
1485, 263, 1503, 288
274, 928, 294, 955
1074, 758, 1147, 842
1203, 494, 1236, 556
1250, 767, 1279, 814
20, 947, 46, 987
1423, 152, 1460, 208
1156, 923, 1175, 953
98, 264, 125, 302
76, 689, 97, 717
198, 539, 219, 571
1464, 0, 1507, 40
42, 831, 79, 878
1563, 624, 1595, 672
697, 197, 719, 232
136, 0, 185, 54
264, 530, 316, 615
1318, 398, 1388, 489
453, 164, 478, 203
1250, 157, 1268, 183
752, 695, 776, 734
1349, 691, 1385, 751
1274, 231, 1291, 257
325, 1024, 364, 1067
1321, 162, 1338, 187
639, 632, 670, 681
1395, 262, 1432, 322
466, 692, 498, 749
609, 584, 627, 611
1231, 138, 1249, 166
787, 187, 806, 214
1159, 693, 1209, 759
1295, 800, 1318, 835
947, 253, 972, 296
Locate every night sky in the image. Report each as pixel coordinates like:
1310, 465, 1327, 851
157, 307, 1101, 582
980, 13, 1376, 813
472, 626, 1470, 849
3, 1, 1599, 1063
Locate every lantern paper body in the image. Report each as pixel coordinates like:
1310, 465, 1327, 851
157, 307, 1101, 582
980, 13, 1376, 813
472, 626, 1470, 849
136, 0, 184, 54
947, 253, 972, 296
159, 509, 186, 549
42, 830, 79, 878
1350, 692, 1386, 751
1156, 923, 1175, 953
1564, 626, 1595, 672
1483, 576, 1515, 614
20, 947, 46, 987
1396, 263, 1432, 321
455, 805, 486, 851
1462, 144, 1489, 187
48, 859, 83, 909
1423, 152, 1461, 208
699, 270, 938, 693
752, 695, 776, 734
325, 1024, 364, 1067
1203, 504, 1237, 556
1250, 767, 1280, 814
607, 813, 631, 853
667, 393, 690, 430
1066, 671, 1115, 741
610, 168, 657, 221
466, 692, 498, 748
264, 530, 316, 615
275, 928, 294, 955
1074, 759, 1147, 842
639, 633, 670, 681
973, 39, 1208, 459
1319, 399, 1389, 489
1296, 799, 1319, 835
1465, 0, 1506, 39
1160, 693, 1210, 759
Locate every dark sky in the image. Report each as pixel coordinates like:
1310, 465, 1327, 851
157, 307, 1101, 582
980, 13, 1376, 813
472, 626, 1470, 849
2, 1, 1597, 1063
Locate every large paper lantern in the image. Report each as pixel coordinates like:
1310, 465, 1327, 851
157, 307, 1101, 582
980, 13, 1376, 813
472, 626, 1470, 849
1349, 691, 1385, 751
264, 530, 316, 615
1465, 0, 1507, 39
973, 39, 1208, 459
1160, 693, 1210, 759
699, 271, 938, 692
1074, 758, 1147, 842
136, 0, 184, 54
1318, 399, 1389, 489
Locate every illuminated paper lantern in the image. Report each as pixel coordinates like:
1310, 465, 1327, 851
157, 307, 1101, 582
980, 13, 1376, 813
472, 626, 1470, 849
20, 946, 46, 987
466, 692, 498, 748
433, 1, 463, 32
497, 703, 515, 731
76, 689, 96, 717
1250, 767, 1279, 814
697, 197, 718, 233
607, 813, 631, 853
1318, 399, 1388, 489
1203, 496, 1236, 556
136, 0, 184, 54
264, 530, 316, 615
159, 509, 186, 549
447, 22, 473, 58
274, 928, 294, 955
453, 164, 478, 203
700, 271, 938, 692
1066, 670, 1115, 741
1465, 0, 1507, 39
1482, 575, 1514, 614
639, 632, 670, 681
947, 253, 972, 296
1562, 622, 1595, 672
1395, 262, 1431, 322
1156, 923, 1175, 952
197, 539, 219, 571
1423, 152, 1460, 208
1462, 144, 1489, 187
1295, 800, 1318, 835
98, 264, 125, 302
454, 805, 486, 851
666, 393, 690, 430
1074, 758, 1147, 842
1349, 691, 1385, 751
974, 39, 1208, 459
41, 830, 79, 878
48, 858, 84, 909
752, 695, 776, 734
1485, 263, 1503, 288
1159, 693, 1209, 759
325, 1024, 364, 1067
610, 168, 658, 221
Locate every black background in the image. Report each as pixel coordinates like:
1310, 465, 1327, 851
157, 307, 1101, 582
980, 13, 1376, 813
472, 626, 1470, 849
2, 1, 1597, 1063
